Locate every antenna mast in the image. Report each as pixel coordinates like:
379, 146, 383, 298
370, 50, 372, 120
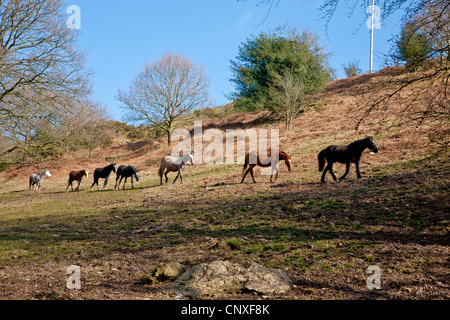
370, 0, 375, 73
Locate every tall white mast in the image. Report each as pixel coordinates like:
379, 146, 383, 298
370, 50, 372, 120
370, 0, 375, 73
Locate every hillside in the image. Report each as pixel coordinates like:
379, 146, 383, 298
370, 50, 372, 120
0, 67, 448, 300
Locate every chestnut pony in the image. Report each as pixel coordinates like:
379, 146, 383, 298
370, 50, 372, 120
66, 169, 89, 192
241, 150, 293, 183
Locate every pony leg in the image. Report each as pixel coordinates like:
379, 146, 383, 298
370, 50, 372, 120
179, 171, 183, 184
76, 180, 81, 191
270, 166, 279, 182
159, 165, 165, 185
321, 167, 329, 183
241, 169, 249, 183
250, 168, 256, 183
123, 177, 127, 190
339, 163, 351, 181
164, 171, 169, 183
173, 172, 180, 184
103, 178, 108, 188
355, 161, 362, 179
131, 176, 134, 189
328, 165, 338, 182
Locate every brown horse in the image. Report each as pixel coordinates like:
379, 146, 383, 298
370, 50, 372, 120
66, 169, 89, 192
241, 150, 293, 183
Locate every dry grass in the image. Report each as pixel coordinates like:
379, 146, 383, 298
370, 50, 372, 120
0, 67, 448, 300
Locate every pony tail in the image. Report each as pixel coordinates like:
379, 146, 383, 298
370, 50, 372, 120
158, 162, 164, 178
318, 150, 326, 172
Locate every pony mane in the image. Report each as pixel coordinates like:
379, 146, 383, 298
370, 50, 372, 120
130, 166, 138, 173
349, 138, 366, 147
280, 150, 290, 159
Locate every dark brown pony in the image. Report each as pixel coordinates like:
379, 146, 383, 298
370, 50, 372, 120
318, 137, 379, 183
66, 169, 89, 192
241, 150, 293, 183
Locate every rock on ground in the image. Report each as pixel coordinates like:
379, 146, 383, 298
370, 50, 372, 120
166, 260, 292, 298
152, 261, 186, 282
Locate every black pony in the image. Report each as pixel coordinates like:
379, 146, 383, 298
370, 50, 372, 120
318, 137, 379, 183
90, 163, 117, 190
115, 165, 139, 190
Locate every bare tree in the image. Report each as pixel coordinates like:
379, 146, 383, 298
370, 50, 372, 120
237, 0, 281, 25
320, 0, 450, 158
410, 1, 450, 62
343, 59, 363, 78
241, 0, 449, 157
60, 100, 114, 157
0, 0, 91, 115
0, 0, 93, 166
117, 52, 211, 145
268, 70, 305, 131
0, 96, 112, 166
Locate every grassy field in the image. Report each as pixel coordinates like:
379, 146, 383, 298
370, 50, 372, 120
0, 154, 448, 300
0, 68, 448, 300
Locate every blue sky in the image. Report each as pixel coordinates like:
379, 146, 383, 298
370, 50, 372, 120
65, 0, 404, 121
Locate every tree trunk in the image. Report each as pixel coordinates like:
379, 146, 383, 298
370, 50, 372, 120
286, 117, 292, 131
167, 121, 173, 146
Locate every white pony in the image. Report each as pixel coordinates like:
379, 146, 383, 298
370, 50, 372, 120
29, 170, 52, 191
159, 152, 194, 185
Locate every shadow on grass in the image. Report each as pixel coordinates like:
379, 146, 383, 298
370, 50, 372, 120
0, 163, 448, 301
1, 165, 448, 250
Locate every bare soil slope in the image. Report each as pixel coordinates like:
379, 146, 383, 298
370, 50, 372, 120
0, 67, 448, 300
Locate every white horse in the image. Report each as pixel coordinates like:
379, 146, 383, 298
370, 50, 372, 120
159, 152, 194, 185
29, 170, 52, 191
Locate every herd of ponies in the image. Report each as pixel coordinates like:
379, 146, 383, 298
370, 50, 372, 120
27, 137, 379, 192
